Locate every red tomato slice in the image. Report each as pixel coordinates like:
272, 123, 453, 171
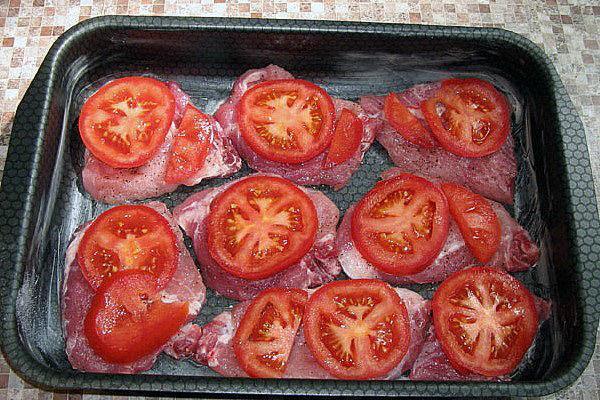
421, 78, 510, 158
384, 93, 435, 148
237, 79, 336, 164
233, 288, 308, 378
206, 176, 318, 280
79, 76, 176, 168
84, 270, 188, 364
351, 174, 450, 276
441, 183, 501, 263
323, 108, 363, 168
165, 104, 211, 184
304, 279, 410, 380
432, 267, 539, 377
77, 205, 178, 290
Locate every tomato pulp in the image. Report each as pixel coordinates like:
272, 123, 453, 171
207, 176, 318, 280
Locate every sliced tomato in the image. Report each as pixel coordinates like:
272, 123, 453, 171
441, 183, 501, 263
384, 93, 435, 148
84, 270, 188, 364
421, 78, 510, 158
237, 79, 335, 164
77, 205, 178, 290
79, 76, 175, 168
206, 176, 318, 280
323, 108, 363, 168
351, 174, 450, 276
233, 288, 308, 378
165, 104, 211, 184
304, 279, 410, 380
433, 267, 539, 377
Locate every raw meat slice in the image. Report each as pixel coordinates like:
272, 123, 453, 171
384, 288, 432, 379
173, 175, 341, 300
360, 84, 516, 204
62, 202, 205, 373
409, 297, 551, 381
178, 286, 430, 379
163, 323, 204, 361
82, 81, 241, 204
166, 81, 190, 127
336, 173, 539, 285
215, 65, 379, 189
408, 325, 506, 382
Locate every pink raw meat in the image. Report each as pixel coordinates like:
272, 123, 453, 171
409, 297, 551, 381
178, 286, 430, 379
336, 172, 539, 285
82, 81, 241, 204
163, 323, 204, 361
215, 65, 379, 189
360, 83, 516, 204
408, 325, 507, 382
173, 174, 341, 300
62, 202, 206, 373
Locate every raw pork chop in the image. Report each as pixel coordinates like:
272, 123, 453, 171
336, 172, 539, 285
163, 323, 204, 361
171, 286, 430, 379
62, 202, 206, 373
360, 83, 517, 204
82, 81, 241, 204
215, 65, 379, 189
173, 175, 341, 300
409, 297, 551, 381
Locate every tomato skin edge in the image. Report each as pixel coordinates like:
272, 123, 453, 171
432, 266, 539, 377
383, 93, 435, 149
76, 204, 179, 291
421, 78, 510, 158
303, 279, 411, 380
351, 173, 450, 276
83, 270, 189, 364
440, 182, 501, 263
236, 79, 336, 164
164, 104, 212, 184
78, 76, 176, 169
323, 108, 364, 168
233, 288, 308, 378
206, 175, 318, 281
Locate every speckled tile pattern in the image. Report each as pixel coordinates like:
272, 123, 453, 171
0, 1, 598, 399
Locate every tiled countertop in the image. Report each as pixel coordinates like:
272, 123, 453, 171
0, 1, 598, 399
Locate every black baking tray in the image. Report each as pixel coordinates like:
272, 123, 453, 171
0, 16, 598, 397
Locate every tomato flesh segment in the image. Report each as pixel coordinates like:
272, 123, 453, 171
165, 104, 211, 184
84, 270, 188, 364
77, 205, 178, 290
432, 267, 539, 377
441, 183, 501, 263
304, 279, 410, 379
383, 93, 435, 148
233, 288, 308, 378
421, 78, 510, 158
351, 173, 450, 276
79, 76, 176, 168
207, 176, 318, 280
237, 79, 336, 164
323, 108, 363, 168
